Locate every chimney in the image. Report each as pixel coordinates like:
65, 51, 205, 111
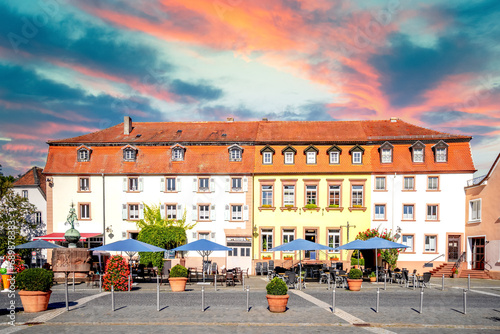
124, 116, 133, 135
262, 117, 268, 121
390, 117, 398, 122
226, 117, 234, 122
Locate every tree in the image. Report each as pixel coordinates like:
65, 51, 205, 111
136, 203, 197, 230
0, 175, 15, 200
355, 228, 401, 270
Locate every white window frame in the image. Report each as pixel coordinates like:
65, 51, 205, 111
35, 211, 42, 224
129, 177, 139, 191
79, 177, 90, 191
283, 185, 295, 206
352, 151, 362, 164
198, 232, 210, 240
22, 190, 28, 198
262, 185, 273, 206
166, 204, 177, 220
413, 148, 424, 162
328, 229, 340, 252
403, 205, 414, 220
199, 178, 210, 192
261, 229, 273, 252
305, 185, 317, 205
166, 178, 176, 192
263, 152, 272, 164
381, 148, 392, 163
427, 205, 438, 220
124, 148, 136, 161
329, 151, 339, 164
231, 205, 242, 221
306, 151, 316, 164
78, 149, 89, 161
351, 185, 363, 206
231, 178, 242, 191
198, 205, 210, 221
402, 235, 414, 252
469, 199, 481, 222
375, 177, 386, 190
172, 148, 184, 161
403, 177, 414, 190
129, 204, 139, 220
329, 185, 340, 206
282, 229, 295, 249
229, 149, 242, 161
436, 147, 447, 162
284, 152, 294, 164
425, 235, 437, 252
428, 177, 438, 190
374, 204, 386, 220
80, 204, 90, 220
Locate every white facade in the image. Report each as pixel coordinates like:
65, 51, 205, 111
371, 172, 472, 267
13, 186, 47, 234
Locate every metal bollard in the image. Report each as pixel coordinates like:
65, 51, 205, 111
243, 275, 245, 291
442, 274, 444, 291
65, 273, 69, 311
327, 274, 330, 291
246, 286, 250, 312
128, 274, 131, 292
376, 288, 380, 313
413, 275, 416, 290
384, 274, 387, 290
99, 274, 102, 293
332, 285, 336, 313
463, 289, 467, 315
157, 275, 160, 311
111, 284, 115, 312
419, 287, 423, 314
215, 273, 217, 292
201, 286, 205, 312
468, 274, 470, 291
73, 272, 75, 292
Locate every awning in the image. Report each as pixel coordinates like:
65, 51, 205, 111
34, 233, 102, 242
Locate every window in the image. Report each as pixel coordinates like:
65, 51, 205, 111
261, 185, 273, 206
426, 205, 438, 220
402, 235, 414, 252
198, 232, 210, 240
403, 177, 414, 190
231, 178, 242, 191
284, 152, 294, 164
329, 151, 339, 164
261, 229, 273, 252
381, 149, 392, 163
428, 177, 439, 190
198, 205, 210, 220
78, 149, 89, 162
375, 177, 386, 190
329, 185, 340, 206
35, 212, 42, 224
328, 229, 340, 251
282, 229, 294, 245
79, 177, 90, 191
263, 152, 273, 164
306, 151, 316, 164
129, 177, 139, 191
283, 185, 295, 206
229, 149, 242, 161
351, 185, 363, 206
199, 178, 209, 192
166, 205, 177, 219
123, 148, 136, 161
166, 178, 176, 192
374, 205, 386, 220
413, 148, 424, 163
79, 204, 90, 220
469, 199, 481, 221
352, 151, 362, 164
403, 205, 414, 220
436, 148, 447, 162
22, 190, 28, 198
231, 205, 242, 220
172, 148, 184, 161
425, 235, 437, 252
305, 185, 317, 205
129, 204, 139, 220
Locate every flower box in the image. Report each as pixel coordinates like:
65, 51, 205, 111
262, 256, 271, 260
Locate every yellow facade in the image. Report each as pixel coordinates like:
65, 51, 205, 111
253, 174, 371, 262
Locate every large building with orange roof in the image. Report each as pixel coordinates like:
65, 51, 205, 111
42, 116, 475, 274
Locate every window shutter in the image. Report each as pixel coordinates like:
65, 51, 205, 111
224, 205, 230, 221
210, 178, 215, 192
177, 204, 182, 217
243, 205, 249, 220
192, 232, 197, 239
211, 232, 216, 240
139, 204, 144, 219
139, 178, 144, 192
123, 178, 127, 192
225, 178, 230, 192
210, 204, 216, 220
160, 204, 165, 219
243, 177, 248, 192
191, 205, 197, 220
122, 204, 127, 220
176, 178, 181, 191
192, 178, 197, 192
160, 178, 165, 192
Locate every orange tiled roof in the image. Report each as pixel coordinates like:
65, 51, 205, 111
13, 167, 46, 196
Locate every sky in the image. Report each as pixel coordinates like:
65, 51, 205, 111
0, 0, 499, 177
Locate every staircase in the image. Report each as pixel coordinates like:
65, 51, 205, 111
459, 269, 491, 279
430, 263, 454, 277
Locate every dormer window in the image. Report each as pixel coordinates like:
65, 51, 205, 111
123, 147, 137, 161
77, 145, 91, 162
327, 145, 342, 164
410, 141, 425, 163
171, 144, 186, 161
432, 140, 448, 163
304, 145, 319, 165
282, 145, 297, 165
228, 144, 243, 162
379, 142, 393, 164
260, 146, 275, 165
349, 145, 365, 164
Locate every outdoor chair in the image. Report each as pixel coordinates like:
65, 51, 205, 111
225, 271, 235, 286
210, 262, 218, 275
268, 260, 275, 280
418, 272, 432, 288
235, 268, 243, 285
285, 271, 297, 289
262, 262, 269, 277
255, 262, 263, 276
337, 270, 347, 288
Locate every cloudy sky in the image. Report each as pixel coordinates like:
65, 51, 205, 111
0, 0, 499, 177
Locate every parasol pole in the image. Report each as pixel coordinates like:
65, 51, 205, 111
376, 248, 378, 283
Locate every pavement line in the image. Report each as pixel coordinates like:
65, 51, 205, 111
452, 287, 500, 297
290, 290, 396, 334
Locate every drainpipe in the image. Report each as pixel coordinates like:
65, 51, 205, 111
102, 173, 106, 245
392, 173, 396, 235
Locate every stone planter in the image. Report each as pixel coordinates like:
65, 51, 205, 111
369, 276, 377, 282
452, 273, 458, 278
19, 290, 52, 313
266, 294, 289, 313
347, 278, 363, 291
169, 277, 188, 292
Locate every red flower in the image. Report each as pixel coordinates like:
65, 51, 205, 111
377, 253, 381, 257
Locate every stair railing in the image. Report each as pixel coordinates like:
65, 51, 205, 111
452, 252, 466, 275
423, 254, 444, 267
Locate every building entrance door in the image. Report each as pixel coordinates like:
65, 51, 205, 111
447, 235, 460, 262
471, 237, 485, 270
305, 230, 317, 260
226, 237, 252, 271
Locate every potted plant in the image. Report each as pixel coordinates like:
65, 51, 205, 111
452, 268, 459, 278
283, 255, 293, 260
369, 271, 376, 282
16, 268, 54, 313
347, 268, 363, 291
169, 264, 188, 292
304, 203, 318, 210
266, 277, 289, 312
329, 204, 339, 208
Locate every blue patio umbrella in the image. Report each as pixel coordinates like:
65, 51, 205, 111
15, 239, 63, 249
335, 239, 366, 269
172, 239, 232, 282
271, 239, 336, 290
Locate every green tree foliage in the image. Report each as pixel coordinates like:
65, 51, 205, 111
0, 175, 16, 200
355, 228, 401, 270
137, 225, 187, 270
136, 203, 196, 230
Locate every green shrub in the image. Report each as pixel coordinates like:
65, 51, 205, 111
350, 258, 365, 266
304, 204, 318, 209
169, 264, 188, 278
266, 277, 288, 295
369, 271, 376, 278
348, 268, 363, 279
137, 225, 187, 271
329, 204, 339, 208
16, 268, 54, 292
